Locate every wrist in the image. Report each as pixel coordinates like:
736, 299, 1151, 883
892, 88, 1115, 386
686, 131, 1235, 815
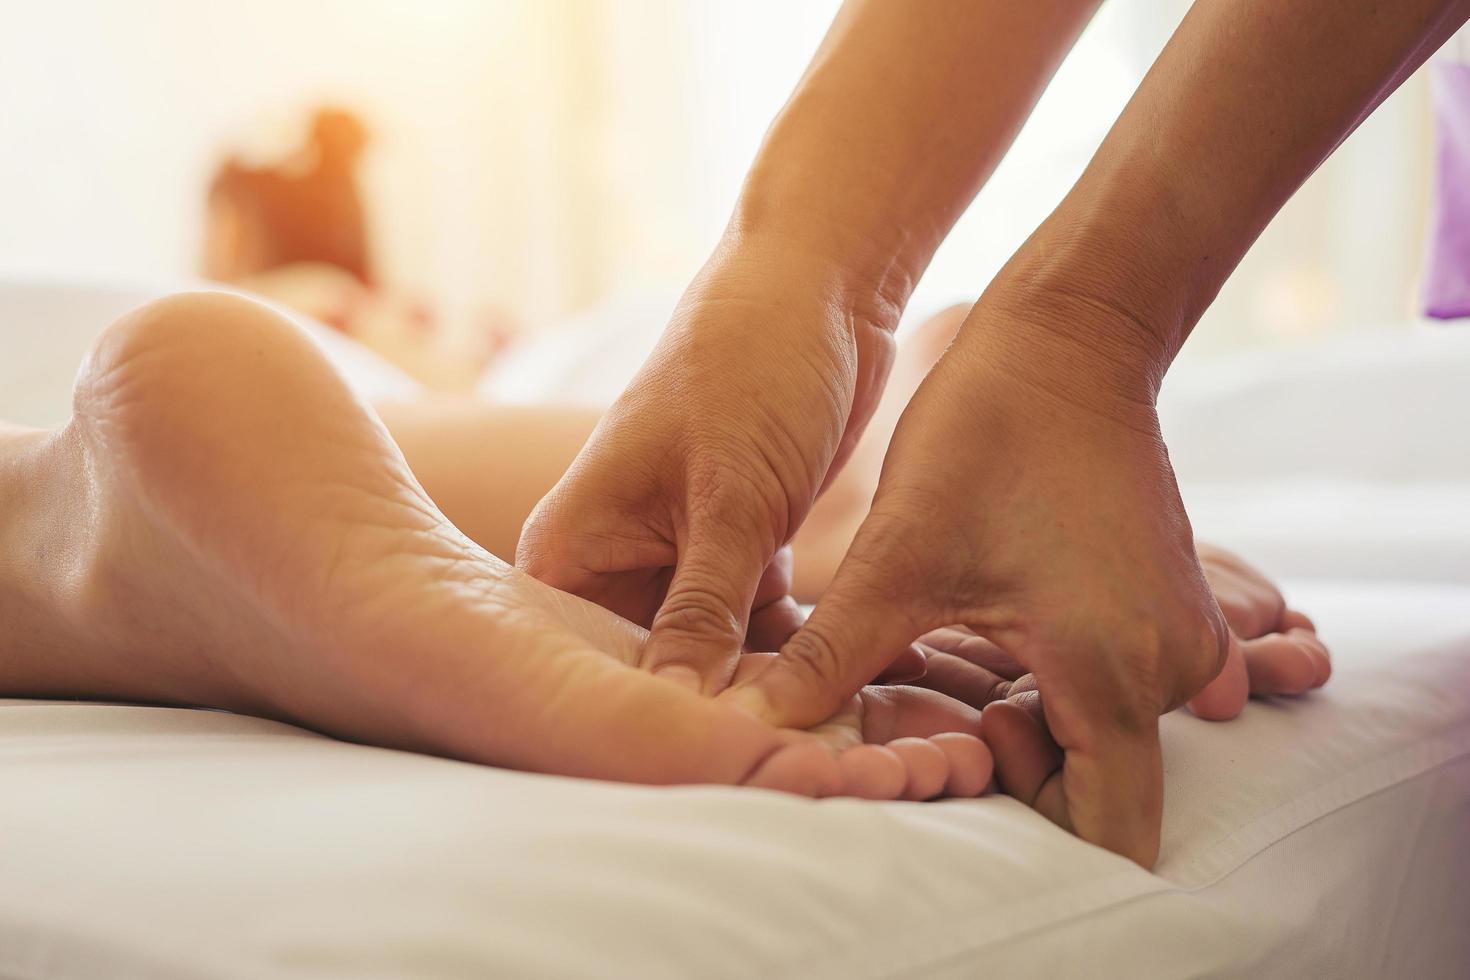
697, 221, 904, 447
970, 188, 1205, 406
726, 173, 924, 337
960, 267, 1174, 417
1009, 144, 1238, 358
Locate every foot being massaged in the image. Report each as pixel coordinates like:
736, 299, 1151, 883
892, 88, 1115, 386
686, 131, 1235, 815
0, 293, 1328, 821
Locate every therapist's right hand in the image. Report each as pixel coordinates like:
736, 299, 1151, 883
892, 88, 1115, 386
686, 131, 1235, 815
516, 237, 907, 693
720, 288, 1232, 867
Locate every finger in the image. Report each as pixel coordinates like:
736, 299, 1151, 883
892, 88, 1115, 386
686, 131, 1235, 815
908, 624, 1028, 708
721, 514, 934, 728
1008, 673, 1039, 698
872, 645, 928, 684
1186, 633, 1250, 721
746, 596, 806, 653
516, 489, 673, 628
980, 700, 1068, 828
643, 523, 770, 693
908, 651, 1015, 709
917, 627, 1027, 678
745, 547, 804, 653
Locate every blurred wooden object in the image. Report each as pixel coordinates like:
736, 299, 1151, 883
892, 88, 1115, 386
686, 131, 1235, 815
203, 108, 372, 286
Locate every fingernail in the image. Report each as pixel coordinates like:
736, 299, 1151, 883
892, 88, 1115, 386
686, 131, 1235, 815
652, 664, 703, 692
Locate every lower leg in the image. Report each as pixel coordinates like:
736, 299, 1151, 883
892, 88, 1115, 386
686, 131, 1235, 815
376, 400, 599, 562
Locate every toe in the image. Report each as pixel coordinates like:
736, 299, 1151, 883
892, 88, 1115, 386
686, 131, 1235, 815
981, 700, 1069, 828
836, 744, 908, 799
1280, 608, 1316, 632
886, 737, 949, 801
744, 742, 844, 798
932, 732, 992, 798
856, 685, 984, 742
1186, 634, 1250, 721
1301, 631, 1332, 688
1241, 629, 1321, 696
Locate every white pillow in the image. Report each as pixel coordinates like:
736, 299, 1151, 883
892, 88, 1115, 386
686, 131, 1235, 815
1160, 323, 1470, 484
0, 277, 419, 428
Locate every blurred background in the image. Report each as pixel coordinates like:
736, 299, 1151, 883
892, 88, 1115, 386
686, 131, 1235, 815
0, 0, 1435, 389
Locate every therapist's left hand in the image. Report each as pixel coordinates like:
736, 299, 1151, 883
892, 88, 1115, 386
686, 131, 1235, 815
517, 237, 909, 692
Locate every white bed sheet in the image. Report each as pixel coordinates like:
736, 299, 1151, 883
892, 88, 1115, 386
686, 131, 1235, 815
2, 281, 1468, 977
1, 579, 1467, 980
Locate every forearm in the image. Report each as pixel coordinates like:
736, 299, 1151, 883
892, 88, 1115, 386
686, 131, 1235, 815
731, 0, 1101, 324
999, 0, 1470, 382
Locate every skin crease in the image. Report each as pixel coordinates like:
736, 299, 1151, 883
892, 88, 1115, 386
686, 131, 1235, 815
520, 0, 1470, 865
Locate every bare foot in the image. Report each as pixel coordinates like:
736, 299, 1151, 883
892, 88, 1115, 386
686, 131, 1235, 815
912, 547, 1332, 824
1185, 543, 1331, 720
0, 292, 989, 799
911, 547, 1331, 724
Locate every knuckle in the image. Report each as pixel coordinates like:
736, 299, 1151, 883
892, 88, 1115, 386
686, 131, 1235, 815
684, 454, 788, 541
515, 502, 578, 577
652, 587, 743, 651
779, 625, 849, 690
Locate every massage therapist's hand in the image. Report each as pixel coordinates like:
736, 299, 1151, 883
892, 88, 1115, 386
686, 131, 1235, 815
517, 237, 910, 692
722, 290, 1231, 867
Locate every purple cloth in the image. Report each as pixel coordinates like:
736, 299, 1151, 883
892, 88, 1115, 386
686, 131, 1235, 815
1423, 62, 1470, 319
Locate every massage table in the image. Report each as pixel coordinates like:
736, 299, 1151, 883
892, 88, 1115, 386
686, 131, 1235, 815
1, 281, 1466, 978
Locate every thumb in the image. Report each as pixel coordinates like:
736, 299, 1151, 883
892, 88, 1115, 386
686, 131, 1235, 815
642, 522, 770, 695
722, 524, 932, 728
